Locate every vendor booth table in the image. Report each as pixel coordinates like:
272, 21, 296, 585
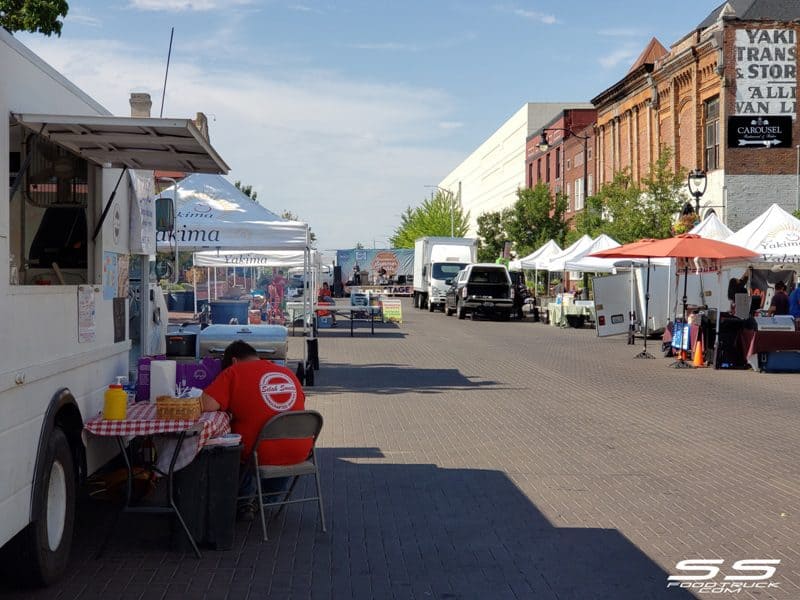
547, 302, 595, 328
84, 403, 231, 558
740, 329, 800, 372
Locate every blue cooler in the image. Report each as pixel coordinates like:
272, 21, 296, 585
317, 315, 332, 328
760, 351, 800, 373
209, 300, 250, 324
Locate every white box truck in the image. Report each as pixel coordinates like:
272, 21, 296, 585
0, 29, 228, 585
413, 237, 477, 311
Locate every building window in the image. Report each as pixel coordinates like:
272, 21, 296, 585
704, 97, 720, 171
566, 158, 571, 171
528, 162, 533, 187
555, 148, 561, 179
574, 178, 584, 211
545, 153, 551, 182
537, 158, 542, 182
587, 175, 593, 197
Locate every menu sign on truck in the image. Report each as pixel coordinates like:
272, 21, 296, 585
734, 29, 796, 118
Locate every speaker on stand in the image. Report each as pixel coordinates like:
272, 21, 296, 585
333, 265, 343, 297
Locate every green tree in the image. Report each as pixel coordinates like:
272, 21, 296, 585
390, 191, 470, 248
639, 146, 688, 238
234, 180, 257, 201
578, 147, 688, 244
476, 209, 509, 262
504, 184, 569, 257
0, 0, 68, 36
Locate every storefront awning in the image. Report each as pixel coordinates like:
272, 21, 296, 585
12, 113, 229, 174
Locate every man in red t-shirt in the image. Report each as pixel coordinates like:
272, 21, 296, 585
201, 341, 312, 518
202, 341, 311, 465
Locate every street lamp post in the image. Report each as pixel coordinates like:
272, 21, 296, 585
538, 128, 590, 210
687, 169, 708, 221
424, 185, 455, 236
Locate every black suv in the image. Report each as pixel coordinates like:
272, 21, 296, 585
445, 264, 513, 320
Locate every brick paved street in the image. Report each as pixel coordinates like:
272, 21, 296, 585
2, 299, 799, 599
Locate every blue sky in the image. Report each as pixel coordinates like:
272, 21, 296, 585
20, 0, 721, 249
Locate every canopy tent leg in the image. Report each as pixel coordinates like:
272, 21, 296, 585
192, 256, 198, 315
670, 263, 694, 369
714, 269, 722, 368
634, 258, 655, 359
628, 267, 636, 345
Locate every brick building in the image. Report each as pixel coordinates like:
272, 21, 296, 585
525, 108, 596, 221
591, 0, 800, 229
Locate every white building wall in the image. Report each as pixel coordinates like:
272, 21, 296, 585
439, 102, 592, 235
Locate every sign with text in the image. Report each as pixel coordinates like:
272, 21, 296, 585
381, 298, 403, 323
727, 115, 792, 148
734, 29, 797, 118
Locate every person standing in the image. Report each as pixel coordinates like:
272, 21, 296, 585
352, 263, 361, 286
768, 281, 790, 316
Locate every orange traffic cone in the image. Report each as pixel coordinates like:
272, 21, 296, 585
693, 338, 705, 368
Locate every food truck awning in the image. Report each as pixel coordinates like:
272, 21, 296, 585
12, 113, 229, 174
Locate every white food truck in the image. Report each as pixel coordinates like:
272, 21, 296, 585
0, 29, 228, 584
413, 236, 477, 311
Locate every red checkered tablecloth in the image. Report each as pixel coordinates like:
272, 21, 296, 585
84, 402, 231, 472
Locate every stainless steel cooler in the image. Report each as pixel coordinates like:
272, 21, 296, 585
197, 324, 289, 362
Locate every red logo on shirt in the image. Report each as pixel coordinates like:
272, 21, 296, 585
259, 372, 298, 412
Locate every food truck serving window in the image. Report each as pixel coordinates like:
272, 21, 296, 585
9, 124, 91, 285
8, 113, 229, 286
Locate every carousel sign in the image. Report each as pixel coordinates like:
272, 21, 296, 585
727, 115, 792, 148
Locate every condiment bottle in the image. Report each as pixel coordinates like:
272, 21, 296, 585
103, 376, 128, 420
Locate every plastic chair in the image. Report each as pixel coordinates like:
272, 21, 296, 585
247, 410, 326, 541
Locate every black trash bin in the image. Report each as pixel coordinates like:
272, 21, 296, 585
172, 443, 241, 551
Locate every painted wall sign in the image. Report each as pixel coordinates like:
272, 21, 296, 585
734, 29, 797, 118
727, 115, 792, 148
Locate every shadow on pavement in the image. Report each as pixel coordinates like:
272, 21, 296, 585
299, 447, 696, 599
1, 447, 695, 600
314, 363, 505, 395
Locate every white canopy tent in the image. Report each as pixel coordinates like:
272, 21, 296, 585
517, 239, 563, 270
689, 213, 733, 241
564, 234, 620, 272
544, 235, 594, 272
157, 174, 313, 357
156, 173, 308, 252
192, 250, 320, 269
725, 203, 800, 263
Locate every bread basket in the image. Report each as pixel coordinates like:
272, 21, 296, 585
156, 396, 202, 420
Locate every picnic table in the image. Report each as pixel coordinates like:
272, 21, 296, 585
285, 301, 382, 337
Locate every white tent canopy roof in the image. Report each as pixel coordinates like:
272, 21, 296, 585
518, 239, 563, 270
544, 235, 594, 271
689, 213, 733, 240
156, 173, 308, 251
726, 203, 800, 262
564, 234, 620, 271
193, 249, 321, 268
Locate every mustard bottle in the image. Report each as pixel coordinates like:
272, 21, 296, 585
103, 377, 128, 420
